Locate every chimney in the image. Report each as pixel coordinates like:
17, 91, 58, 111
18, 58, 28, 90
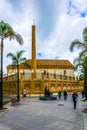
32, 25, 36, 78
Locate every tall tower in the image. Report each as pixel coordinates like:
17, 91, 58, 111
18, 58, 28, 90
32, 25, 36, 78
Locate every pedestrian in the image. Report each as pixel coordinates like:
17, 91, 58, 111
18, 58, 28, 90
72, 91, 78, 109
23, 87, 27, 97
44, 86, 47, 96
81, 90, 85, 98
63, 90, 67, 100
46, 88, 51, 97
58, 91, 61, 99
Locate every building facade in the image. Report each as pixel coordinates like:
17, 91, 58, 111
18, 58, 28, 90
3, 25, 83, 96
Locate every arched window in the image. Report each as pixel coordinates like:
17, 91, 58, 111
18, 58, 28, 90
64, 70, 66, 75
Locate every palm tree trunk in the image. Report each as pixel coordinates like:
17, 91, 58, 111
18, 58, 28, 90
0, 39, 3, 109
17, 64, 20, 101
84, 80, 87, 100
84, 63, 87, 100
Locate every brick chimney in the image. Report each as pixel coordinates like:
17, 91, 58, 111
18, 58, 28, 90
32, 25, 36, 78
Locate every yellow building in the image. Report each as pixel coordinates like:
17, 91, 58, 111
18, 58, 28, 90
7, 25, 74, 78
4, 25, 83, 96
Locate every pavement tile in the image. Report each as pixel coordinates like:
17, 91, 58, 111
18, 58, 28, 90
0, 94, 86, 130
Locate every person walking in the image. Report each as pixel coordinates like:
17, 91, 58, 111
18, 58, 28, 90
63, 90, 67, 100
81, 90, 85, 98
72, 91, 78, 109
23, 87, 27, 97
58, 91, 61, 99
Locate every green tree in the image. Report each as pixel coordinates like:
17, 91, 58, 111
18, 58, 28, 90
7, 50, 27, 101
70, 27, 87, 100
0, 21, 23, 109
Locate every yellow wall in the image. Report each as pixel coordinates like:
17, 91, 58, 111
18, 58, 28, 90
3, 73, 83, 96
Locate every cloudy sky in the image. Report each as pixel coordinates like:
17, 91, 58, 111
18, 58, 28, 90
0, 0, 87, 73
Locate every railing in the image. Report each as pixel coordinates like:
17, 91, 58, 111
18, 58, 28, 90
4, 72, 79, 81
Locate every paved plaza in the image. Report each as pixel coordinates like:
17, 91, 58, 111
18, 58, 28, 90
0, 94, 87, 130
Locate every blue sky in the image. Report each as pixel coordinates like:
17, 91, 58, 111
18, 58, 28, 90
0, 0, 87, 73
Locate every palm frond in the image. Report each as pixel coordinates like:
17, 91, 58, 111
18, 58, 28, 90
83, 27, 87, 34
7, 50, 26, 66
14, 33, 23, 45
79, 50, 87, 58
6, 53, 14, 58
75, 63, 83, 70
19, 58, 27, 63
17, 50, 25, 59
69, 39, 83, 52
0, 20, 23, 45
83, 27, 87, 44
0, 21, 14, 38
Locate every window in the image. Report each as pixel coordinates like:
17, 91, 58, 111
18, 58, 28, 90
44, 70, 46, 75
64, 70, 66, 75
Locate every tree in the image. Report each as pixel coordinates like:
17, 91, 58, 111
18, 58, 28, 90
7, 50, 27, 101
70, 27, 87, 100
74, 56, 87, 99
0, 21, 23, 109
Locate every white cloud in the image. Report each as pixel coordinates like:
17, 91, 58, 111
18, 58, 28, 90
73, 0, 87, 11
0, 0, 39, 73
36, 0, 87, 65
0, 0, 87, 74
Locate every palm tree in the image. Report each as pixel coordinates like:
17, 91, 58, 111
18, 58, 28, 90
74, 56, 87, 99
7, 50, 27, 101
70, 27, 87, 100
0, 21, 23, 109
73, 55, 87, 78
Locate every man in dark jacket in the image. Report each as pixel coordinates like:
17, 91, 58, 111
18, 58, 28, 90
72, 91, 78, 109
63, 90, 67, 100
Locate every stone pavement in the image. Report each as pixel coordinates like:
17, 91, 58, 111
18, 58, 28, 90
0, 94, 87, 130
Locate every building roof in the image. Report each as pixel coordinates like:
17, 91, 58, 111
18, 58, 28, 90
25, 59, 74, 69
7, 59, 74, 70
